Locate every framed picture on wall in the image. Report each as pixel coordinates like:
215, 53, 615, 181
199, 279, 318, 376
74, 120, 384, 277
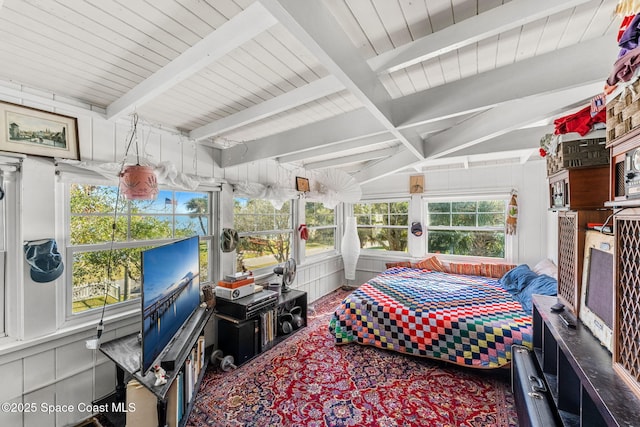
410, 175, 424, 194
296, 176, 310, 192
0, 101, 80, 160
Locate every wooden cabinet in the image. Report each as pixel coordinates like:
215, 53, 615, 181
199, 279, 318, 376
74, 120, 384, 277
556, 210, 611, 314
531, 295, 640, 426
548, 166, 609, 210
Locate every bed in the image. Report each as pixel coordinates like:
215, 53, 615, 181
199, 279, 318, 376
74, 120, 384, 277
329, 264, 557, 369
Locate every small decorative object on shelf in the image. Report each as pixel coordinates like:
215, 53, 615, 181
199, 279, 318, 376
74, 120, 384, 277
153, 365, 167, 386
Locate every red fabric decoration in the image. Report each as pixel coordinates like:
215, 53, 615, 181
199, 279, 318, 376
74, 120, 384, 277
298, 224, 309, 240
553, 105, 606, 136
619, 14, 636, 42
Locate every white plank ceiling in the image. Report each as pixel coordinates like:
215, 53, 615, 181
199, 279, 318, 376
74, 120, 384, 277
0, 0, 622, 183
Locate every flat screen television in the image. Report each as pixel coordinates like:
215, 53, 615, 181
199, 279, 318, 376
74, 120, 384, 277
579, 230, 614, 352
140, 236, 201, 375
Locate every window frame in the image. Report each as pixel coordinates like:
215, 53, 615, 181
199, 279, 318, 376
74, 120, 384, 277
233, 197, 294, 275
424, 194, 510, 260
64, 181, 214, 321
302, 201, 337, 260
353, 198, 410, 254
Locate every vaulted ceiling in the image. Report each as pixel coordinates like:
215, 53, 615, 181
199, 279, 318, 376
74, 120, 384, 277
0, 0, 622, 183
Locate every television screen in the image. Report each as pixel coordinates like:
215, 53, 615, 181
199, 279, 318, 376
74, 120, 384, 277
579, 231, 614, 352
585, 248, 613, 328
141, 236, 201, 374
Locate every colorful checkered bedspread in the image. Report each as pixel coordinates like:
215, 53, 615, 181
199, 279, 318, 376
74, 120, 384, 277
329, 267, 533, 368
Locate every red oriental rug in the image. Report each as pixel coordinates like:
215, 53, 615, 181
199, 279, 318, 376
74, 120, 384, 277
188, 288, 518, 427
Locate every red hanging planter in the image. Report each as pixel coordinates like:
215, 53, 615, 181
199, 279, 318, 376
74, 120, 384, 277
119, 164, 158, 200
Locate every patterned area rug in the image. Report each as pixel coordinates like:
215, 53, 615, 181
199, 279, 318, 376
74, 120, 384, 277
188, 287, 518, 427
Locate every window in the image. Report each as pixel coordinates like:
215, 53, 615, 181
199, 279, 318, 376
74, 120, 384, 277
234, 198, 292, 272
68, 184, 211, 314
426, 198, 506, 257
353, 200, 409, 252
304, 202, 336, 257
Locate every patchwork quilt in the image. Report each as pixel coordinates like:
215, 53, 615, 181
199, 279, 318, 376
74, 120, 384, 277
329, 267, 533, 369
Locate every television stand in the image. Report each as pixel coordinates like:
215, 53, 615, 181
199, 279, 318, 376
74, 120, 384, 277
97, 306, 214, 427
525, 295, 640, 425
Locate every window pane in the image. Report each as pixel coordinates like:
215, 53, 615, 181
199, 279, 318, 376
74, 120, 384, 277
478, 213, 504, 227
428, 202, 450, 213
478, 200, 504, 213
452, 201, 476, 212
389, 214, 408, 226
354, 201, 409, 252
390, 201, 409, 213
130, 216, 173, 240
305, 203, 334, 226
370, 203, 388, 215
70, 184, 122, 214
371, 213, 387, 226
305, 228, 335, 256
72, 247, 147, 313
176, 192, 209, 214
175, 216, 209, 237
428, 213, 450, 227
428, 230, 504, 257
234, 199, 291, 232
360, 227, 408, 252
452, 213, 475, 227
237, 233, 292, 271
355, 213, 371, 226
70, 216, 127, 244
199, 240, 209, 283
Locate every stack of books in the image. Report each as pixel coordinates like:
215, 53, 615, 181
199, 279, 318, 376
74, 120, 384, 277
215, 272, 256, 300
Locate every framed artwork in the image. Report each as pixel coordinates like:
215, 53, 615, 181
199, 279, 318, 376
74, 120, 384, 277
0, 101, 79, 160
410, 175, 424, 194
296, 176, 310, 192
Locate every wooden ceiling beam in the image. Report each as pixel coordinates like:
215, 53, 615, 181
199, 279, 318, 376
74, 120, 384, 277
259, 0, 424, 159
368, 0, 593, 74
106, 2, 277, 120
304, 146, 400, 170
391, 35, 617, 128
276, 132, 397, 163
220, 108, 386, 168
422, 82, 604, 159
189, 75, 344, 141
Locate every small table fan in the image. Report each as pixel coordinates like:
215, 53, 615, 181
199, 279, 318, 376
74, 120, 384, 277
273, 258, 296, 293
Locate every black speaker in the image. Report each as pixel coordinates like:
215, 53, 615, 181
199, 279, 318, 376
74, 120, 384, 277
217, 317, 258, 366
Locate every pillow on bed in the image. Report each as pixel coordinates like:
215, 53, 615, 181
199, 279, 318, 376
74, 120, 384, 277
499, 264, 538, 294
515, 274, 558, 313
412, 256, 446, 272
447, 262, 482, 276
481, 263, 517, 278
385, 261, 412, 269
532, 258, 558, 280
